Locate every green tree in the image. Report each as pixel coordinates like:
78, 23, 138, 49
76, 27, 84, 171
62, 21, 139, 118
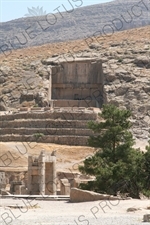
79, 104, 144, 198
142, 139, 150, 196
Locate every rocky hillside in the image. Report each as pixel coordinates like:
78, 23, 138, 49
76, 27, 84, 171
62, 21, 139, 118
0, 0, 150, 52
0, 25, 150, 142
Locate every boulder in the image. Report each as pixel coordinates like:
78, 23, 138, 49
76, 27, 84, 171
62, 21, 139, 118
70, 188, 120, 202
127, 207, 140, 212
105, 74, 116, 82
143, 86, 150, 93
134, 56, 150, 68
2, 88, 11, 94
143, 214, 150, 222
89, 43, 101, 50
0, 102, 7, 111
0, 66, 10, 75
0, 76, 6, 84
20, 91, 35, 102
115, 86, 129, 96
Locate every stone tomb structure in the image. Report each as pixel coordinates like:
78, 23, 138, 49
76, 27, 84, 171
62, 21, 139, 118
28, 151, 56, 195
44, 57, 104, 107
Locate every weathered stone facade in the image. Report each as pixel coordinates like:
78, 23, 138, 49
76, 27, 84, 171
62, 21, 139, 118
0, 171, 6, 189
43, 57, 104, 108
28, 151, 56, 195
60, 179, 70, 195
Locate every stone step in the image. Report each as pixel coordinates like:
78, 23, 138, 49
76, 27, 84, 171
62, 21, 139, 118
0, 111, 97, 121
53, 100, 97, 107
0, 119, 89, 129
1, 195, 70, 201
0, 135, 89, 146
0, 109, 98, 145
0, 128, 93, 136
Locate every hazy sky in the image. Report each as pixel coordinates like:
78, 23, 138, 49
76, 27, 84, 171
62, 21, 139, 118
0, 0, 114, 22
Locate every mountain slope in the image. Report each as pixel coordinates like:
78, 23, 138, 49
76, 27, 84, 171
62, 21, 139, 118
0, 0, 150, 53
0, 25, 150, 143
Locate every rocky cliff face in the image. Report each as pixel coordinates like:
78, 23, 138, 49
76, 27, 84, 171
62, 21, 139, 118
0, 0, 150, 53
101, 39, 150, 142
0, 25, 149, 143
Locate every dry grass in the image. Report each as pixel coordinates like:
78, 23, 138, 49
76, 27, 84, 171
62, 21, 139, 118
0, 25, 149, 69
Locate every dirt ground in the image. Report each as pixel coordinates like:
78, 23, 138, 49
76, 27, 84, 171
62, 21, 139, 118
0, 142, 96, 173
0, 139, 147, 173
0, 198, 150, 225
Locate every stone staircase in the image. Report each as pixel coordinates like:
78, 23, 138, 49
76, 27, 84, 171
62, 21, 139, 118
0, 107, 99, 146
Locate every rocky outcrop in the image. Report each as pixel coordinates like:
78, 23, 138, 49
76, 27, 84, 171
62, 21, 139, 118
102, 42, 150, 141
70, 188, 120, 202
0, 25, 149, 145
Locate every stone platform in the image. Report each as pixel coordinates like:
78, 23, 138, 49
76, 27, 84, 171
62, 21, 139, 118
0, 107, 100, 146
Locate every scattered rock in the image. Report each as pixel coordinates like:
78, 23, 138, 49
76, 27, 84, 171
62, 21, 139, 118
143, 86, 150, 93
37, 66, 49, 79
143, 214, 150, 222
115, 86, 129, 96
105, 74, 116, 82
0, 76, 6, 84
0, 66, 10, 75
89, 43, 100, 50
20, 92, 35, 102
127, 207, 141, 212
110, 43, 121, 47
2, 88, 11, 94
134, 56, 150, 68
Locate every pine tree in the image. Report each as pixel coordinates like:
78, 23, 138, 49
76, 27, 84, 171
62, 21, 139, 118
142, 139, 150, 196
79, 104, 144, 198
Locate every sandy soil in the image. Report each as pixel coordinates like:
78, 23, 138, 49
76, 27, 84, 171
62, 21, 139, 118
0, 139, 148, 173
0, 198, 150, 225
0, 142, 96, 173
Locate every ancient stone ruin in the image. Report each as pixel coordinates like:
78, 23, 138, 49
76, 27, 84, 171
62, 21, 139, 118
43, 57, 104, 108
0, 151, 92, 196
10, 173, 27, 195
28, 150, 56, 195
0, 107, 99, 145
0, 172, 6, 190
0, 57, 104, 146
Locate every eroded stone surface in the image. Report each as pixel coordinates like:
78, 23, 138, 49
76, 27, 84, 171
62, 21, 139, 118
70, 188, 120, 202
